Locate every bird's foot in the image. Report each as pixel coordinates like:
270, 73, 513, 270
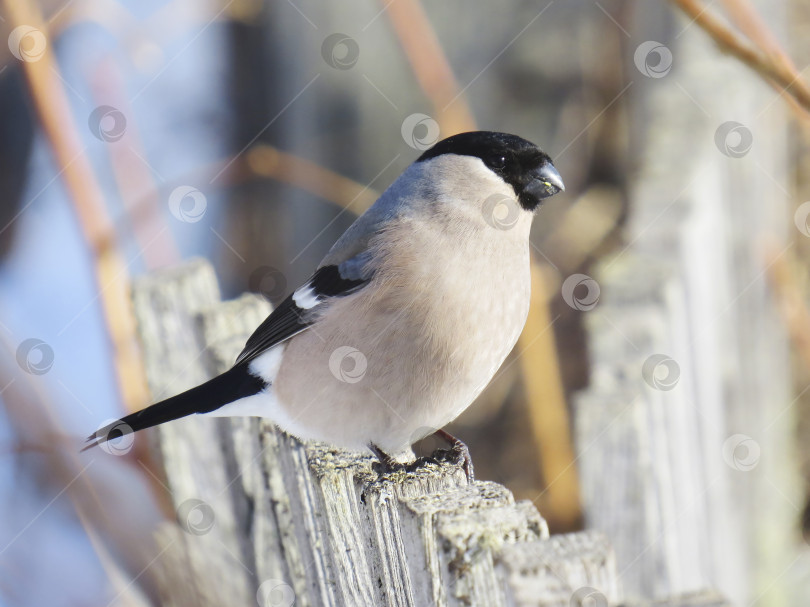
368, 444, 444, 477
433, 429, 475, 482
369, 432, 474, 483
404, 455, 441, 473
369, 443, 407, 476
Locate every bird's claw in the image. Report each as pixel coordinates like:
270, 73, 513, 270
368, 434, 474, 484
370, 454, 439, 476
433, 430, 475, 482
370, 459, 404, 476
437, 445, 474, 482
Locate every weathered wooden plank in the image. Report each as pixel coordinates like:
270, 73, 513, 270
496, 530, 619, 607
132, 258, 254, 606
573, 2, 799, 604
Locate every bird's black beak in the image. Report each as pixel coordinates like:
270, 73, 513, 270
524, 162, 565, 201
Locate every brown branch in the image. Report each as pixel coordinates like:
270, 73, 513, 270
114, 143, 383, 253
246, 145, 381, 213
520, 261, 582, 530
720, 0, 794, 68
669, 0, 810, 116
382, 0, 477, 135
3, 0, 150, 413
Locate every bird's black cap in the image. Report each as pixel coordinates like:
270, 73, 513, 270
417, 131, 564, 210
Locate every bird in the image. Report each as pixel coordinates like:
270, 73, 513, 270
84, 131, 565, 479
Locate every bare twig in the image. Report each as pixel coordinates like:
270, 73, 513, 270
720, 0, 793, 66
520, 261, 582, 530
116, 143, 382, 258
3, 0, 150, 412
246, 144, 381, 212
669, 0, 810, 117
381, 0, 476, 135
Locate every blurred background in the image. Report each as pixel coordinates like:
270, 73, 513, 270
1, 0, 809, 605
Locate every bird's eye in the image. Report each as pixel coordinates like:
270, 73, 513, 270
489, 155, 506, 169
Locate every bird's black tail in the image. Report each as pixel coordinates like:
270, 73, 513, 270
82, 365, 267, 452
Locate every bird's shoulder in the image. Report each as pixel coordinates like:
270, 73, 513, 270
235, 252, 375, 366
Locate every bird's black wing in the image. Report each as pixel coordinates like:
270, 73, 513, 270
83, 254, 375, 452
234, 295, 311, 366
235, 258, 372, 366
